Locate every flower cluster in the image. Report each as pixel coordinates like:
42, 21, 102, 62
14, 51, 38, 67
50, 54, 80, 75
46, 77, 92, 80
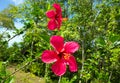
46, 3, 62, 30
41, 3, 80, 76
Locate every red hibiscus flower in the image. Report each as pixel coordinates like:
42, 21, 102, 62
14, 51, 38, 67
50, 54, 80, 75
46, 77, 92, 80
46, 3, 62, 30
41, 35, 80, 76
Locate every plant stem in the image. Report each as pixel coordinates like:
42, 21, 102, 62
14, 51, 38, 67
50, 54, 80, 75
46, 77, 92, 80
79, 40, 85, 83
108, 68, 113, 82
45, 64, 49, 82
58, 76, 61, 83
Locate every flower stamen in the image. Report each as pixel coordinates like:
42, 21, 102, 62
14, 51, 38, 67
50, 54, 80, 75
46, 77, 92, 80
63, 53, 70, 60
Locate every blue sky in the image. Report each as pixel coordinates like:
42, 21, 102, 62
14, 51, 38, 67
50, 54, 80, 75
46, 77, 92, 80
0, 0, 24, 46
0, 0, 14, 11
0, 0, 24, 11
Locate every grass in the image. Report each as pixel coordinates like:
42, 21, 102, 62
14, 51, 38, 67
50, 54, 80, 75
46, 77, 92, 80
7, 65, 46, 83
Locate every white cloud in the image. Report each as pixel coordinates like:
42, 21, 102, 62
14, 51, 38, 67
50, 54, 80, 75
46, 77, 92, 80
8, 22, 24, 46
11, 0, 24, 5
0, 22, 24, 46
8, 32, 23, 46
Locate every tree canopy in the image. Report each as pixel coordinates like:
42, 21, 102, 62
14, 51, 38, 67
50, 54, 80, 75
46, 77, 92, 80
0, 0, 120, 83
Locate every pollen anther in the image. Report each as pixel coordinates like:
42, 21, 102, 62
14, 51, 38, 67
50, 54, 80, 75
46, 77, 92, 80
63, 53, 70, 60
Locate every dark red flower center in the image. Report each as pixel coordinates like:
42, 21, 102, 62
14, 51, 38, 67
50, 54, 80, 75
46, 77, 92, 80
58, 52, 70, 60
55, 14, 59, 20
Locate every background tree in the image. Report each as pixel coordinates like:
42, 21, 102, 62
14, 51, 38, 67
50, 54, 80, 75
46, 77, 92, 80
0, 0, 120, 83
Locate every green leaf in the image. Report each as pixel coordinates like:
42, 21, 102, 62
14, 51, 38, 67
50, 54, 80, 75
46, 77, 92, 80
96, 37, 106, 46
109, 34, 119, 43
40, 34, 50, 43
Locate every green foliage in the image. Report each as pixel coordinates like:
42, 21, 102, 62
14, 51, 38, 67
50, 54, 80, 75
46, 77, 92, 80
0, 8, 15, 29
0, 0, 120, 83
0, 62, 14, 83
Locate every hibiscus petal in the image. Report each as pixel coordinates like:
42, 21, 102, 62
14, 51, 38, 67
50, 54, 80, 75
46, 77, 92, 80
67, 55, 78, 72
56, 16, 62, 30
41, 50, 58, 63
52, 60, 66, 76
64, 42, 80, 53
46, 10, 56, 18
53, 3, 62, 13
48, 19, 57, 30
50, 35, 64, 52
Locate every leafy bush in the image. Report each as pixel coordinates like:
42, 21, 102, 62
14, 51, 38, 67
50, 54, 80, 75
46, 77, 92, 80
0, 61, 14, 83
